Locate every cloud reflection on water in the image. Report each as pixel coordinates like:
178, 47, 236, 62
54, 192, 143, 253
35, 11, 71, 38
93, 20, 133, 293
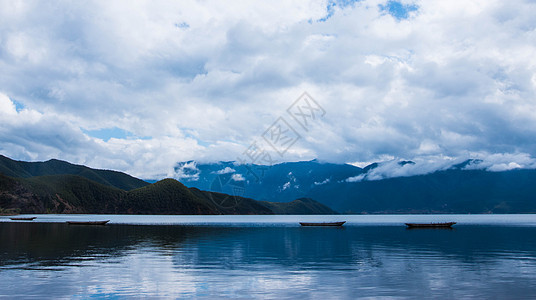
1, 222, 536, 298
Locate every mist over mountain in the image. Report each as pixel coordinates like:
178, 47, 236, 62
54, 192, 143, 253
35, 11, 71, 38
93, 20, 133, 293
3, 154, 535, 215
171, 159, 363, 202
173, 159, 536, 214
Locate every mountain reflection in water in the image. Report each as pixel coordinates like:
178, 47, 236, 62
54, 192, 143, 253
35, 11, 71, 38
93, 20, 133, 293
1, 221, 536, 298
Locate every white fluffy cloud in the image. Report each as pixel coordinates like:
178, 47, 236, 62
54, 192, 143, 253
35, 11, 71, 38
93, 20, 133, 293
213, 167, 236, 175
1, 0, 536, 179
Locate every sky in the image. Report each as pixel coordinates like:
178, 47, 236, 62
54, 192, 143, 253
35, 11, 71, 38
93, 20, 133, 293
1, 0, 536, 179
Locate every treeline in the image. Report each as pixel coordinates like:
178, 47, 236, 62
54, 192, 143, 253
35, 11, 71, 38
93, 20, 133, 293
0, 174, 335, 215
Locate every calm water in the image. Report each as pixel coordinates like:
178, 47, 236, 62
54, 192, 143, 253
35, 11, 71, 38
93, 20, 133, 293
1, 215, 536, 299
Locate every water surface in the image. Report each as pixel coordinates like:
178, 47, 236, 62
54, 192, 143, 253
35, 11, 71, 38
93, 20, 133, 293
1, 214, 536, 298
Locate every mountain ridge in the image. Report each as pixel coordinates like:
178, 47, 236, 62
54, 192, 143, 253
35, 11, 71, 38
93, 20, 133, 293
173, 159, 536, 214
0, 155, 149, 191
0, 155, 336, 215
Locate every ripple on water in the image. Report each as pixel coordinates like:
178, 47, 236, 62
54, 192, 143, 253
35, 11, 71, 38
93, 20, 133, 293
1, 217, 536, 298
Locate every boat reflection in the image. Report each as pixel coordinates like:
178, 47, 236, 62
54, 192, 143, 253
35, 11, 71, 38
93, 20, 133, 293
1, 222, 536, 298
1, 223, 536, 269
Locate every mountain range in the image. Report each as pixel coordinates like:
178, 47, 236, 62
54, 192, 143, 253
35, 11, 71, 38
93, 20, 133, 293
0, 155, 335, 215
174, 159, 536, 214
3, 154, 536, 215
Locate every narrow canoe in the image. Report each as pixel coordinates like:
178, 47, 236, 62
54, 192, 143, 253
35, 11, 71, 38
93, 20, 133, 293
299, 221, 346, 227
66, 220, 110, 225
10, 217, 37, 221
405, 222, 456, 228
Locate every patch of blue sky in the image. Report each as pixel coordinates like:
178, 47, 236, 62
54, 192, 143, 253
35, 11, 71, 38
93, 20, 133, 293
379, 1, 419, 20
183, 129, 211, 147
12, 99, 25, 112
318, 0, 418, 22
318, 0, 361, 22
82, 127, 149, 141
188, 135, 211, 147
175, 22, 190, 29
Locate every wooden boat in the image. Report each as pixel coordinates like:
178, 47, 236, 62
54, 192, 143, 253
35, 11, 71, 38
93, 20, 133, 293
405, 222, 456, 228
66, 220, 110, 225
10, 217, 37, 221
299, 221, 346, 227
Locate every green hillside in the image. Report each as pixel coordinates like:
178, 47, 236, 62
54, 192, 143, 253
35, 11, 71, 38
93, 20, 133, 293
261, 198, 338, 215
190, 188, 273, 215
0, 156, 335, 215
0, 173, 125, 214
0, 155, 148, 191
126, 179, 217, 214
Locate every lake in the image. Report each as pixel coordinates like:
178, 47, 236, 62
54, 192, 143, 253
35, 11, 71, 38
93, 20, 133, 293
1, 214, 536, 299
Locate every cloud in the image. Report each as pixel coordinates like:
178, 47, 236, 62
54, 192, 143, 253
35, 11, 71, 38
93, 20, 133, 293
344, 152, 536, 182
314, 178, 331, 185
0, 93, 17, 115
281, 182, 291, 191
346, 174, 366, 183
0, 92, 99, 162
231, 173, 245, 181
172, 161, 200, 181
463, 152, 536, 172
213, 167, 236, 175
1, 1, 536, 179
359, 158, 458, 181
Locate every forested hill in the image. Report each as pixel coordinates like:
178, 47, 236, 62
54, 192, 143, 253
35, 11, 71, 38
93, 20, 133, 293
0, 156, 336, 215
0, 155, 149, 191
